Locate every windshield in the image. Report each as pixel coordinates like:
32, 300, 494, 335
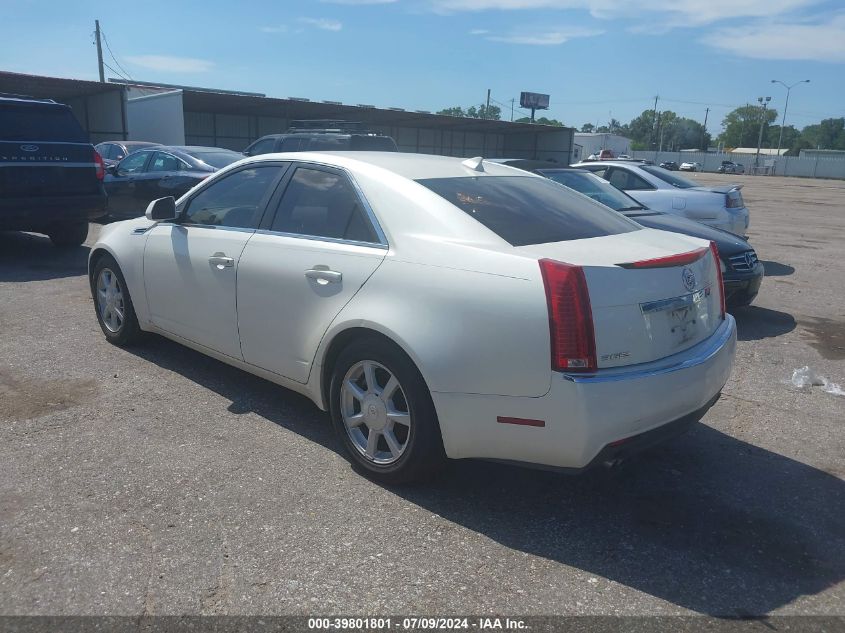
538, 169, 645, 212
640, 165, 698, 189
416, 176, 638, 246
187, 150, 242, 169
0, 103, 87, 142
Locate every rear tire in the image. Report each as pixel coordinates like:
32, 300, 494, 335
329, 337, 445, 485
91, 254, 143, 347
48, 221, 89, 247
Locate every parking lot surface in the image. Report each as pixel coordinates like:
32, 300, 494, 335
1, 173, 843, 617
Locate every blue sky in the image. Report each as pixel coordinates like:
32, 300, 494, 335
2, 0, 844, 134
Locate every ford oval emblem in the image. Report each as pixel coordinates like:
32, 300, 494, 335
682, 267, 696, 292
20, 144, 39, 152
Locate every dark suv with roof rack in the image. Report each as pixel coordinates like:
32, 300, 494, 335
1, 95, 106, 246
243, 120, 398, 156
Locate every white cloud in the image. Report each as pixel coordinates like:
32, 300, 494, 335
260, 25, 288, 33
703, 14, 845, 62
484, 25, 603, 44
298, 17, 343, 31
428, 0, 823, 26
469, 28, 489, 34
125, 55, 214, 73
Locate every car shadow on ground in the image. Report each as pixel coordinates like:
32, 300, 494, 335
0, 230, 90, 282
126, 334, 843, 617
733, 306, 797, 341
760, 261, 795, 277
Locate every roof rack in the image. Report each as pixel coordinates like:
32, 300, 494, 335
0, 92, 58, 103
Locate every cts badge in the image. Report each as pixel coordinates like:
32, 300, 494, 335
682, 267, 696, 292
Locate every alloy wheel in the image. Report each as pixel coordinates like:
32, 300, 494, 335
96, 268, 125, 333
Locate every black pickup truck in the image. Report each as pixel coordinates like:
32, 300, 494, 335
1, 96, 107, 246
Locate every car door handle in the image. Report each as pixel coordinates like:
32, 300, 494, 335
209, 253, 234, 269
305, 268, 342, 284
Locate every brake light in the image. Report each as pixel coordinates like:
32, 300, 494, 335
726, 194, 743, 209
710, 241, 726, 319
617, 247, 708, 269
93, 150, 105, 180
539, 259, 596, 372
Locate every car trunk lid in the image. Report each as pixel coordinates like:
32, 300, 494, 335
519, 229, 723, 370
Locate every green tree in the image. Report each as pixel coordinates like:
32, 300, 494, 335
625, 109, 660, 149
766, 125, 800, 152
439, 104, 502, 120
515, 116, 565, 126
580, 123, 595, 133
718, 105, 778, 149
800, 118, 845, 150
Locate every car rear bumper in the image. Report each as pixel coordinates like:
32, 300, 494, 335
0, 192, 106, 230
724, 266, 764, 308
433, 314, 736, 470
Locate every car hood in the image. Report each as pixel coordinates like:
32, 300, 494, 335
625, 212, 751, 255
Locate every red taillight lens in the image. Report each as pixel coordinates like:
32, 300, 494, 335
617, 247, 708, 269
725, 194, 743, 209
539, 259, 596, 373
710, 241, 726, 319
93, 150, 105, 180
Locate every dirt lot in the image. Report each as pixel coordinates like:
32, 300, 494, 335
1, 173, 843, 617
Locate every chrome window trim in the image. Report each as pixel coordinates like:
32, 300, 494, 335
562, 314, 735, 384
157, 222, 256, 235
253, 228, 388, 250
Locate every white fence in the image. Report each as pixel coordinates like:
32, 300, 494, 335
630, 150, 845, 180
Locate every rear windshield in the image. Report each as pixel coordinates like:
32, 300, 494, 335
187, 150, 242, 169
350, 135, 398, 151
0, 103, 87, 142
640, 165, 697, 189
538, 169, 645, 212
417, 176, 638, 246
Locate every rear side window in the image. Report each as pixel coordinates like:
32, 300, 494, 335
270, 167, 379, 243
607, 168, 653, 191
280, 137, 303, 151
416, 176, 638, 246
305, 136, 348, 151
640, 165, 697, 189
350, 136, 398, 151
0, 103, 87, 142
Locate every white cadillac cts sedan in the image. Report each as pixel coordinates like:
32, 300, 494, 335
89, 152, 736, 483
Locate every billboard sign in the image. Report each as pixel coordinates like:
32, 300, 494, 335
520, 92, 550, 110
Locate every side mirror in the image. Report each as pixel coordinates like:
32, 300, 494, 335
145, 196, 177, 221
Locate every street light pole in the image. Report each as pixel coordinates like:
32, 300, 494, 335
755, 96, 771, 172
771, 79, 810, 156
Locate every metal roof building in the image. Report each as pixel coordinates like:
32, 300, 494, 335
0, 71, 576, 163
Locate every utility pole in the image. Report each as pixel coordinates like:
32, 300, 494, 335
654, 110, 662, 161
94, 20, 105, 82
755, 96, 772, 171
485, 89, 491, 120
701, 107, 710, 151
650, 95, 659, 152
510, 98, 514, 122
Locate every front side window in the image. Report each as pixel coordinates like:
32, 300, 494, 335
246, 138, 276, 156
417, 176, 638, 246
183, 166, 283, 228
270, 167, 379, 243
116, 151, 150, 176
112, 145, 127, 160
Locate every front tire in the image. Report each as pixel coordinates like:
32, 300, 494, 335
48, 221, 89, 247
329, 338, 445, 484
91, 254, 142, 346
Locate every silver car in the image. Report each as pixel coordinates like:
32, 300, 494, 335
573, 160, 749, 236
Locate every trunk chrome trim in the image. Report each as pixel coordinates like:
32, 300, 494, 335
561, 314, 734, 384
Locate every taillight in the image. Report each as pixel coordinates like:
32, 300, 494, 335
539, 259, 596, 373
93, 150, 105, 180
710, 241, 726, 319
726, 194, 743, 209
617, 247, 708, 269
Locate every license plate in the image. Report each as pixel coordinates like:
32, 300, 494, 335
641, 288, 711, 348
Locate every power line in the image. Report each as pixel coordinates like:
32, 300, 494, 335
101, 29, 133, 81
102, 61, 130, 82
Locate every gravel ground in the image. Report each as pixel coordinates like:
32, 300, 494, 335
0, 173, 843, 617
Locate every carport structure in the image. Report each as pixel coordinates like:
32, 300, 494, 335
0, 71, 127, 144
114, 79, 575, 162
